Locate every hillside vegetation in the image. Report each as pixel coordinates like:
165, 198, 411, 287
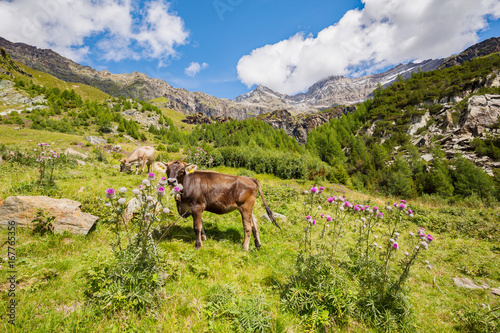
0, 48, 499, 332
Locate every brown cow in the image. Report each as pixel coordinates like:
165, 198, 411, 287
120, 146, 155, 175
165, 160, 280, 250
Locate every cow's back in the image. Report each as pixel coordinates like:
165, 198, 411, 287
127, 146, 155, 163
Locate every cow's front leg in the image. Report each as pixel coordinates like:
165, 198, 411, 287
192, 207, 204, 249
201, 221, 207, 241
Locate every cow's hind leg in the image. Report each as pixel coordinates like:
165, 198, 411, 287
251, 214, 261, 250
239, 204, 255, 251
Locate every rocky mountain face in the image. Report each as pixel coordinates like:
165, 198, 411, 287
0, 36, 443, 118
438, 37, 500, 69
0, 37, 273, 120
234, 59, 444, 110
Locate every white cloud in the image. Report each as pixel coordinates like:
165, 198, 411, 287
185, 62, 209, 77
0, 0, 189, 63
237, 0, 500, 95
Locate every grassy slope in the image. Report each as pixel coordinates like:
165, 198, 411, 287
16, 63, 109, 102
0, 125, 498, 332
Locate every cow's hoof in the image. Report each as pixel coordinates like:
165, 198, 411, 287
201, 235, 207, 241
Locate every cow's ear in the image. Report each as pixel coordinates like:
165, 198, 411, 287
185, 164, 197, 174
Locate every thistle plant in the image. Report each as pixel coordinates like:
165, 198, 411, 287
88, 173, 173, 311
104, 172, 171, 260
34, 142, 59, 186
186, 146, 214, 168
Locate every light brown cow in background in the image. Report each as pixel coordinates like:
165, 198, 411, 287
120, 146, 155, 175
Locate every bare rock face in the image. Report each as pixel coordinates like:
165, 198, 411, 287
64, 148, 88, 160
461, 94, 500, 135
0, 196, 99, 235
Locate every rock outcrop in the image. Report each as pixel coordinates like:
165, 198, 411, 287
0, 196, 99, 235
257, 107, 355, 144
461, 94, 500, 136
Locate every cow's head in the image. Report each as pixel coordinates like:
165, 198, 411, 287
120, 159, 132, 173
166, 160, 197, 186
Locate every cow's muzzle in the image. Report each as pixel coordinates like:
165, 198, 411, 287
167, 178, 178, 186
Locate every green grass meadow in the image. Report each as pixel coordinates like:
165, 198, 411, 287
0, 125, 499, 332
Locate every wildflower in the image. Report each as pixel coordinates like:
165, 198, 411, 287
312, 219, 316, 226
401, 199, 407, 204
345, 201, 352, 208
117, 198, 126, 205
386, 206, 393, 211
327, 196, 335, 203
424, 260, 430, 264
326, 215, 332, 222
105, 202, 112, 207
146, 196, 154, 202
317, 206, 322, 210
389, 238, 396, 244
407, 209, 413, 215
393, 202, 398, 207
427, 265, 433, 269
339, 206, 345, 211
310, 187, 318, 193
394, 232, 400, 237
132, 188, 140, 195
378, 246, 382, 249
157, 187, 166, 197
320, 213, 325, 218
409, 232, 415, 236
361, 217, 366, 222
373, 206, 379, 211
373, 242, 378, 247
318, 186, 325, 193
302, 190, 308, 195
163, 207, 170, 214
119, 187, 127, 193
426, 234, 434, 243
174, 186, 182, 192
393, 242, 399, 250
404, 251, 409, 256
374, 235, 378, 239
378, 212, 383, 219
147, 172, 155, 180
399, 203, 406, 210
354, 205, 360, 212
106, 188, 116, 199
142, 179, 150, 186
159, 177, 167, 185
420, 241, 429, 250
306, 215, 312, 220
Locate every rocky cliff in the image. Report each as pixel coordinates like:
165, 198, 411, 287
234, 59, 443, 110
438, 37, 500, 69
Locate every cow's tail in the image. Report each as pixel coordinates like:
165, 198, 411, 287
252, 178, 281, 230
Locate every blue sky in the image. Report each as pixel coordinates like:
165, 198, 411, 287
1, 0, 500, 100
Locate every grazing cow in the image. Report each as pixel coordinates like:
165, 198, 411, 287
120, 146, 155, 175
165, 160, 280, 250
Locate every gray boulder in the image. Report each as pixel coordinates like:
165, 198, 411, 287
0, 196, 98, 235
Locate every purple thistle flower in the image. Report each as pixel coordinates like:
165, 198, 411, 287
401, 199, 407, 204
373, 206, 379, 211
306, 215, 312, 220
148, 172, 155, 180
426, 234, 433, 242
106, 188, 115, 199
392, 242, 399, 250
312, 219, 316, 226
320, 213, 325, 218
326, 216, 332, 222
310, 187, 318, 193
327, 197, 335, 203
157, 186, 166, 197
